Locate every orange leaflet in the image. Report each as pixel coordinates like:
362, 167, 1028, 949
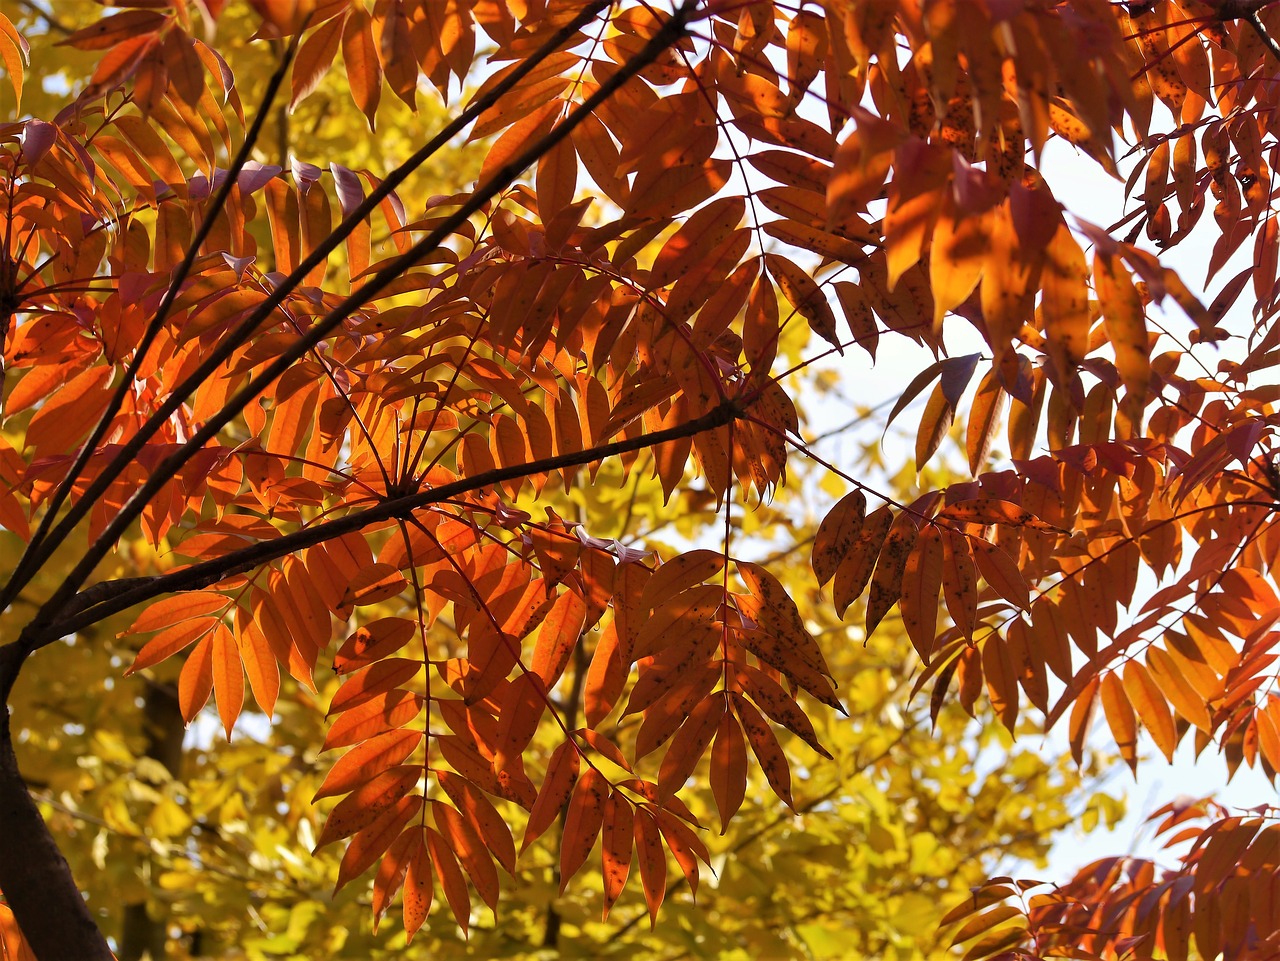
1099, 671, 1138, 772
314, 765, 420, 851
435, 772, 517, 875
833, 504, 893, 616
432, 801, 500, 912
1094, 250, 1150, 401
600, 791, 635, 919
341, 4, 381, 130
211, 623, 244, 739
531, 589, 588, 686
339, 563, 409, 614
334, 794, 422, 894
559, 768, 608, 892
313, 729, 423, 802
866, 510, 919, 638
126, 617, 217, 675
425, 826, 471, 934
177, 633, 214, 723
638, 549, 724, 612
900, 528, 944, 661
735, 664, 831, 758
333, 617, 417, 675
234, 608, 280, 717
328, 658, 421, 717
492, 672, 546, 772
765, 252, 840, 349
657, 693, 725, 800
521, 740, 580, 853
937, 497, 1063, 531
1122, 660, 1177, 762
322, 689, 424, 752
125, 591, 228, 634
942, 531, 978, 641
812, 488, 866, 587
732, 693, 794, 809
401, 831, 433, 941
709, 708, 747, 833
633, 809, 667, 927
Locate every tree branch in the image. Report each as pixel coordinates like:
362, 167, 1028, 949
34, 400, 739, 646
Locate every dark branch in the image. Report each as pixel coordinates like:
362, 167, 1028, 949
36, 399, 739, 645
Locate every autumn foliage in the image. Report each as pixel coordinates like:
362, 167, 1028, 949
1, 0, 1280, 958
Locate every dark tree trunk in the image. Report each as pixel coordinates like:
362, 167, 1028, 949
0, 702, 113, 960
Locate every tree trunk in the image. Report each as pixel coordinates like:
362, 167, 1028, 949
119, 681, 185, 961
0, 704, 113, 960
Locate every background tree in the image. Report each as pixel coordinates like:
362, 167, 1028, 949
0, 1, 1277, 959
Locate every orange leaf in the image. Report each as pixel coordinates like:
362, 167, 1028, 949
633, 809, 667, 927
709, 708, 747, 833
742, 269, 780, 375
914, 381, 955, 470
126, 591, 228, 634
942, 532, 978, 641
291, 10, 347, 108
178, 633, 215, 723
522, 740, 580, 853
583, 619, 627, 728
938, 497, 1062, 531
733, 693, 793, 809
649, 197, 745, 289
328, 658, 421, 717
372, 829, 416, 930
639, 549, 724, 613
211, 623, 244, 739
1100, 671, 1138, 772
315, 765, 421, 851
531, 589, 588, 686
535, 135, 578, 223
314, 729, 423, 801
965, 366, 1006, 474
812, 489, 866, 588
601, 792, 635, 918
425, 826, 471, 934
900, 528, 944, 660
1094, 250, 1150, 401
765, 253, 840, 350
1041, 222, 1091, 377
655, 810, 710, 899
402, 830, 433, 941
971, 538, 1030, 611
735, 664, 831, 758
341, 4, 381, 130
560, 768, 607, 891
127, 617, 217, 674
334, 617, 416, 674
493, 672, 546, 772
435, 772, 517, 875
1123, 660, 1177, 762
866, 511, 919, 638
339, 564, 408, 614
658, 694, 725, 799
334, 794, 422, 894
432, 801, 501, 913
235, 609, 280, 717
323, 689, 423, 751
833, 504, 892, 615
